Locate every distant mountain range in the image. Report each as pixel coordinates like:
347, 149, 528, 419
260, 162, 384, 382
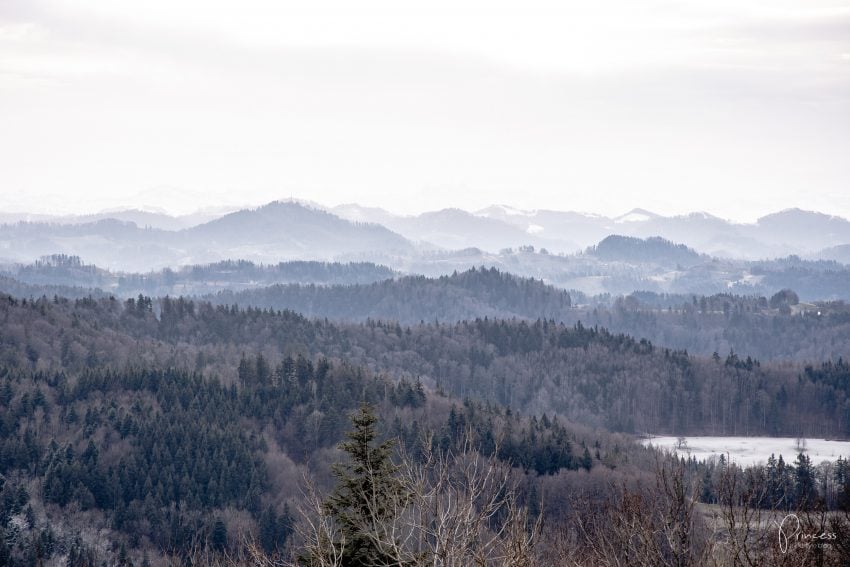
0, 207, 229, 231
0, 202, 413, 271
336, 206, 561, 252
336, 204, 850, 260
1, 200, 849, 281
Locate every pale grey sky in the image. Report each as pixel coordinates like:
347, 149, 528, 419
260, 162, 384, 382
1, 0, 848, 221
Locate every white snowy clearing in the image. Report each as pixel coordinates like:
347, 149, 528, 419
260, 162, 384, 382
641, 436, 850, 467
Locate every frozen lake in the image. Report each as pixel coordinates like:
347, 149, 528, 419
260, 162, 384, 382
642, 436, 850, 467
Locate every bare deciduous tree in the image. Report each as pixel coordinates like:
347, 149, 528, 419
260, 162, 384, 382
285, 429, 541, 567
563, 456, 713, 567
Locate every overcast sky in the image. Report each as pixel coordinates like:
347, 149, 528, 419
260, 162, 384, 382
1, 0, 848, 221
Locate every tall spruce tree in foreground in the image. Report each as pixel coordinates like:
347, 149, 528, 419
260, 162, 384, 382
794, 452, 818, 510
322, 404, 410, 566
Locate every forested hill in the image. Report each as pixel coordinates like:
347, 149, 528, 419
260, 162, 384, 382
4, 261, 848, 361
203, 267, 850, 361
0, 291, 646, 563
0, 274, 110, 302
570, 292, 850, 362
586, 235, 705, 267
204, 267, 572, 323
3, 293, 849, 438
0, 333, 621, 563
1, 255, 396, 296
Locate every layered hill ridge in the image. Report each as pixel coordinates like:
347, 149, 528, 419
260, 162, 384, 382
1, 201, 850, 300
3, 290, 847, 439
3, 201, 850, 270
184, 201, 412, 254
0, 201, 415, 270
206, 266, 571, 323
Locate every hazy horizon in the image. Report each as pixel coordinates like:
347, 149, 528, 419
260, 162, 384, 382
2, 194, 850, 225
2, 0, 849, 222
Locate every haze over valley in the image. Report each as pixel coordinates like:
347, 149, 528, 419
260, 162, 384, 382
3, 201, 850, 302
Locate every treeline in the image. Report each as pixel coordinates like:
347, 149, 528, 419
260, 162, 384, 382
693, 451, 849, 512
2, 292, 849, 438
752, 256, 850, 300
568, 291, 850, 361
0, 274, 110, 302
1, 255, 395, 297
206, 266, 572, 323
119, 259, 395, 295
203, 268, 849, 361
5, 263, 850, 362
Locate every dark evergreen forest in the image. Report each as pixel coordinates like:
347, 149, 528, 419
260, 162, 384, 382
1, 286, 849, 564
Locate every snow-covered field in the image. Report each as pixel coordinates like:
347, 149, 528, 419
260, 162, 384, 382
642, 436, 850, 467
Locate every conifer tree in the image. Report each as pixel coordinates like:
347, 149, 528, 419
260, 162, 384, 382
765, 454, 780, 507
835, 456, 850, 511
322, 404, 410, 566
794, 452, 817, 510
211, 518, 227, 551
